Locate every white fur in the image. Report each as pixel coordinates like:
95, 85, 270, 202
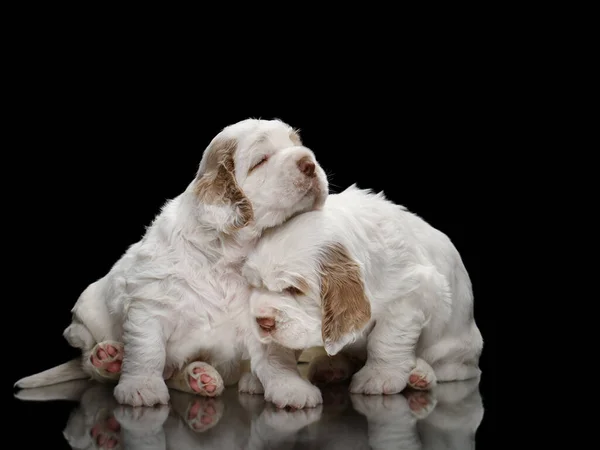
15, 118, 329, 407
242, 185, 483, 399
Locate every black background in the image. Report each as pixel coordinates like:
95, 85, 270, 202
5, 20, 497, 449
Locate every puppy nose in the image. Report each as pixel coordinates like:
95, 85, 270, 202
297, 156, 316, 177
256, 317, 276, 331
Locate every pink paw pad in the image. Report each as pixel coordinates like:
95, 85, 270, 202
189, 366, 218, 395
90, 415, 120, 449
408, 373, 430, 389
90, 342, 123, 375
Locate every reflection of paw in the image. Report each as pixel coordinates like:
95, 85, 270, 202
90, 412, 121, 449
260, 402, 323, 432
90, 341, 123, 380
265, 378, 323, 409
407, 359, 437, 390
308, 354, 353, 385
351, 392, 413, 422
350, 366, 409, 395
321, 383, 351, 411
113, 376, 169, 406
113, 404, 170, 432
183, 397, 224, 432
167, 362, 224, 396
404, 389, 437, 419
238, 372, 264, 394
238, 392, 267, 416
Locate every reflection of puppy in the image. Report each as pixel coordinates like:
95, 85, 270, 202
164, 388, 251, 449
351, 393, 429, 450
417, 378, 484, 450
301, 383, 370, 450
242, 185, 483, 403
244, 402, 323, 450
61, 382, 169, 450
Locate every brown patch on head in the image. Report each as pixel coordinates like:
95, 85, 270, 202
319, 242, 371, 346
289, 129, 302, 146
194, 138, 254, 232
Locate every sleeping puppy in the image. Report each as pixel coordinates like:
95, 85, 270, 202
14, 118, 329, 407
240, 184, 483, 404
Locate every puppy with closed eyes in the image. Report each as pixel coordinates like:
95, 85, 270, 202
240, 184, 483, 403
14, 118, 329, 407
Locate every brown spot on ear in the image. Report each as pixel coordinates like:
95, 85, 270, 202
319, 243, 371, 345
194, 138, 254, 231
293, 276, 311, 294
289, 129, 302, 146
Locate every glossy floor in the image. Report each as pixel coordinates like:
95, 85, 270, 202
11, 366, 486, 449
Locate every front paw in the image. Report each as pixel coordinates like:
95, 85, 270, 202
350, 366, 409, 395
265, 378, 323, 409
114, 376, 170, 406
238, 372, 264, 394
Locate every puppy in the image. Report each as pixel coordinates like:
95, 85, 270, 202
240, 184, 482, 403
14, 118, 329, 407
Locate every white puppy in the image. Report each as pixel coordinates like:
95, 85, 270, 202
14, 118, 329, 407
241, 185, 483, 402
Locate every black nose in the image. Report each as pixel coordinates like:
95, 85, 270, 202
297, 157, 316, 177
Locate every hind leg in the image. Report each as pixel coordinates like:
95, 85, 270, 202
83, 341, 124, 382
408, 358, 437, 390
166, 362, 224, 397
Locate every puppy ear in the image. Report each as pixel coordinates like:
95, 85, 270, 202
318, 243, 371, 356
193, 137, 254, 232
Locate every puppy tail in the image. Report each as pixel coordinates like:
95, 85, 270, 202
14, 358, 88, 389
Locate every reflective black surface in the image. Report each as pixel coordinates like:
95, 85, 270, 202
11, 369, 487, 449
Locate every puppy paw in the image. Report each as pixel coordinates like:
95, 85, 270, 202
238, 372, 264, 394
404, 389, 437, 419
308, 354, 353, 385
407, 358, 437, 390
90, 341, 123, 380
113, 376, 169, 406
265, 378, 323, 409
350, 366, 409, 395
166, 362, 224, 397
89, 412, 121, 449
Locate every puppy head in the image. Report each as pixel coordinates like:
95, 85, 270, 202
193, 118, 328, 234
243, 238, 372, 355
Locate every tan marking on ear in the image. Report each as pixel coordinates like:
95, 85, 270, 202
194, 138, 254, 231
319, 243, 371, 345
289, 129, 302, 146
293, 276, 311, 294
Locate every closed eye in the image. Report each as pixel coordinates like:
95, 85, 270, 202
249, 155, 269, 173
284, 286, 303, 296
